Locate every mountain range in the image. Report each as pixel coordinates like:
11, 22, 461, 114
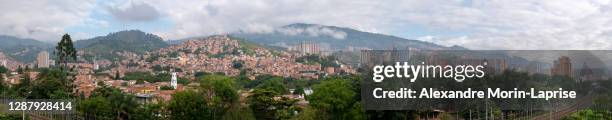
75, 30, 168, 53
230, 23, 448, 50
0, 23, 452, 63
0, 35, 53, 62
74, 30, 168, 60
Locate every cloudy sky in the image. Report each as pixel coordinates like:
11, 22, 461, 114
1, 0, 611, 50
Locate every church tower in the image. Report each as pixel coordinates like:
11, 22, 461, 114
171, 72, 177, 89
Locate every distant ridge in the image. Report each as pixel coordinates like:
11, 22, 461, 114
231, 23, 449, 51
0, 35, 53, 62
75, 30, 168, 59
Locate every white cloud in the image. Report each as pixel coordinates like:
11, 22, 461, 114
275, 25, 347, 39
107, 1, 161, 22
146, 0, 395, 40
0, 0, 95, 41
239, 23, 349, 39
414, 0, 612, 50
306, 26, 347, 39
417, 36, 436, 42
242, 23, 275, 34
3, 0, 612, 50
143, 0, 612, 49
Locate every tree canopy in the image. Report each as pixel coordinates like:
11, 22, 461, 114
54, 34, 77, 70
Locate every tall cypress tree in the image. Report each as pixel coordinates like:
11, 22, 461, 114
53, 34, 77, 96
54, 34, 77, 71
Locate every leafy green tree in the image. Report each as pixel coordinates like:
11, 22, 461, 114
0, 113, 22, 120
108, 90, 139, 119
199, 75, 239, 118
235, 69, 251, 87
13, 72, 32, 98
54, 34, 77, 71
293, 86, 305, 95
16, 66, 23, 74
564, 109, 612, 120
167, 74, 243, 119
160, 85, 174, 90
284, 78, 307, 89
256, 77, 288, 94
0, 66, 8, 74
96, 81, 105, 87
248, 89, 279, 119
308, 79, 363, 119
249, 89, 278, 119
123, 71, 172, 83
194, 71, 210, 78
78, 96, 114, 120
136, 79, 145, 84
221, 103, 256, 120
248, 88, 299, 120
177, 77, 190, 85
151, 65, 169, 72
146, 54, 160, 62
294, 106, 319, 120
169, 52, 179, 58
168, 90, 211, 120
134, 103, 165, 120
0, 74, 6, 95
29, 69, 72, 99
88, 86, 139, 119
245, 75, 277, 88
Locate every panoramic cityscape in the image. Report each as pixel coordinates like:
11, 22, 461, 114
1, 0, 612, 120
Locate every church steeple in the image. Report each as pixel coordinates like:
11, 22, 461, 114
171, 72, 177, 89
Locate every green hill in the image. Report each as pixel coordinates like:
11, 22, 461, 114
75, 30, 168, 60
0, 35, 53, 62
231, 23, 448, 50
